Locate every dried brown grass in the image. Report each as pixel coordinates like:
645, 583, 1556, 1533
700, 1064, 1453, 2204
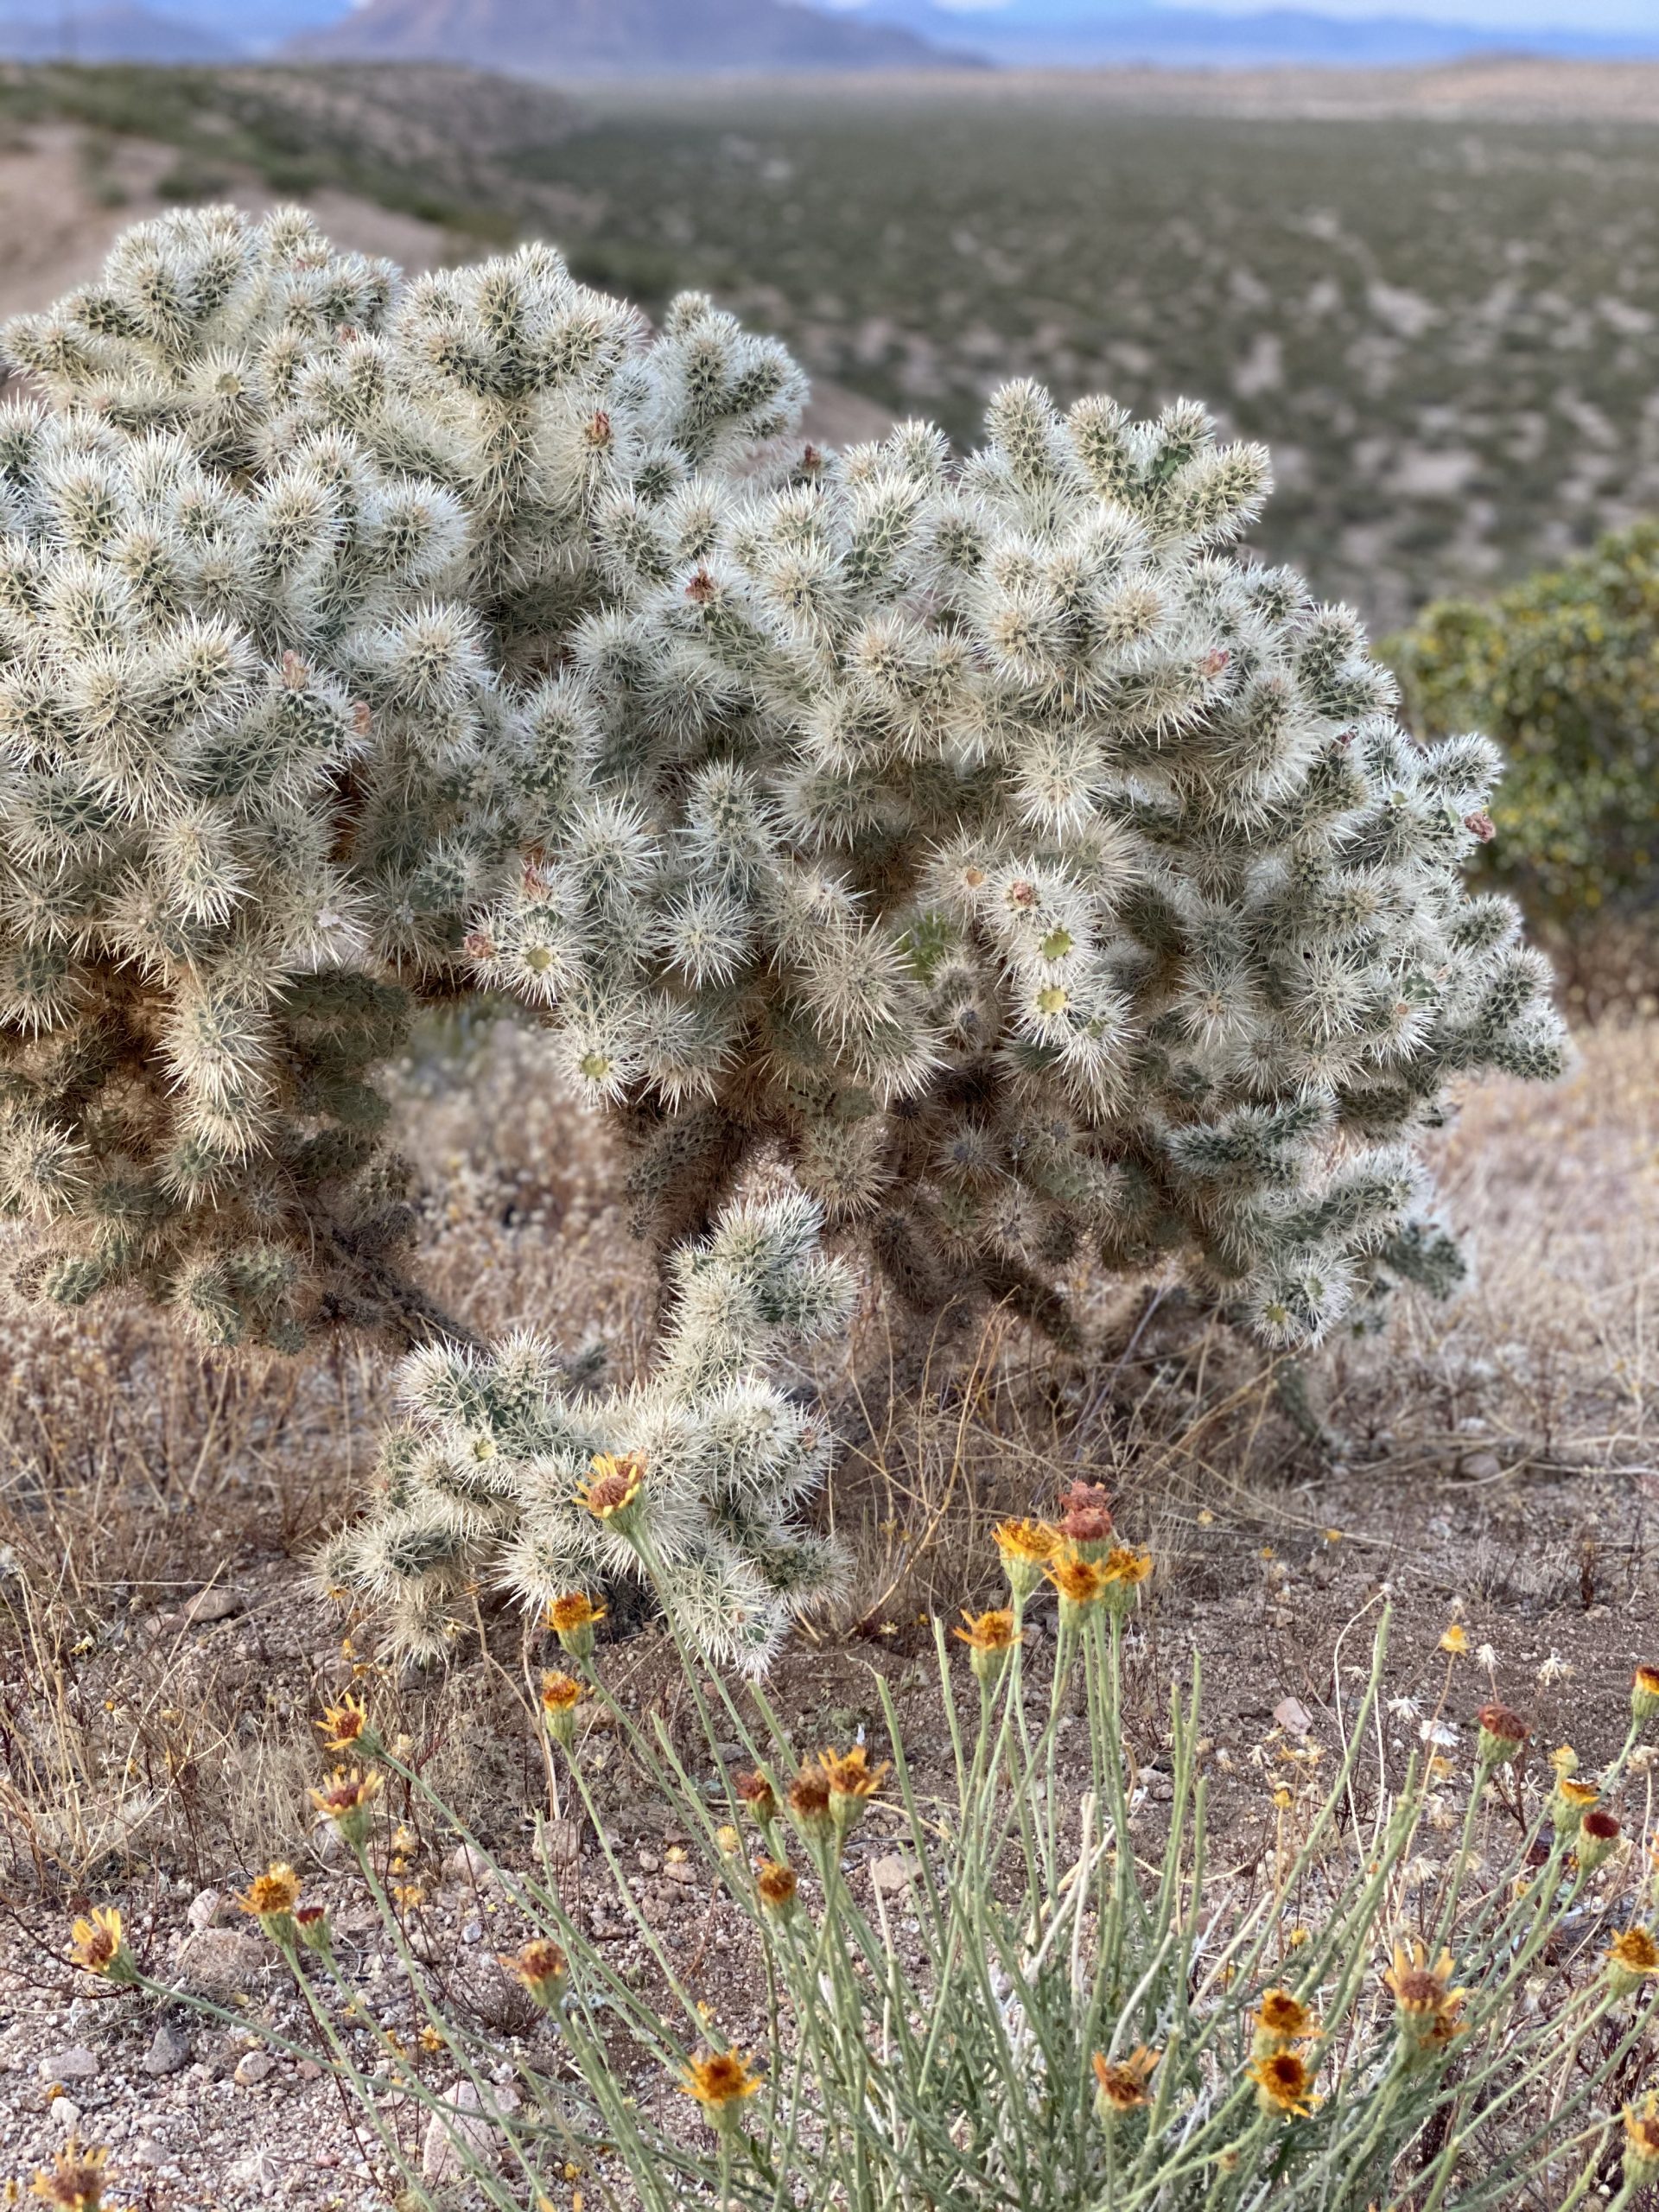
1, 1014, 1653, 1891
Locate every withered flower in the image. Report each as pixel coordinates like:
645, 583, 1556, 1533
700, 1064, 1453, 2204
1549, 1776, 1599, 1836
734, 1770, 779, 1827
1384, 1942, 1466, 2049
1045, 1548, 1109, 1626
1632, 1665, 1659, 1728
1624, 2094, 1659, 2189
539, 1670, 585, 1749
505, 1937, 569, 2009
1091, 2044, 1159, 2121
1475, 1703, 1529, 1769
30, 2143, 111, 2211
1575, 1808, 1623, 1874
787, 1764, 835, 1842
755, 1860, 798, 1918
820, 1745, 890, 1832
1058, 1481, 1115, 1558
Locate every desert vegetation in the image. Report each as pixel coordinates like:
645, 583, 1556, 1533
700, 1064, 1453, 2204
0, 63, 1655, 2212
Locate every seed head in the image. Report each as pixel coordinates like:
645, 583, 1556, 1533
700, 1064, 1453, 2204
575, 1451, 646, 1535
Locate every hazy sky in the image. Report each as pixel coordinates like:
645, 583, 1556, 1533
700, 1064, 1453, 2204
918, 0, 1659, 28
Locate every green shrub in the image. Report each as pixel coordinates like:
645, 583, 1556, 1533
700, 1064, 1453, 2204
1389, 521, 1659, 988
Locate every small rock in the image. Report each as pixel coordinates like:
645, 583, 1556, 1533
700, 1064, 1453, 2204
869, 1851, 920, 1895
179, 1586, 245, 1626
40, 2047, 99, 2082
142, 2024, 191, 2077
175, 1926, 269, 1998
637, 1849, 661, 1874
228, 2147, 282, 2193
1459, 1451, 1503, 1482
187, 1888, 228, 1933
130, 2139, 166, 2169
233, 2049, 275, 2087
50, 2095, 82, 2131
1274, 1695, 1313, 1738
296, 2059, 322, 2082
420, 2078, 520, 2183
664, 1858, 697, 1887
461, 1915, 483, 1944
442, 1842, 493, 1885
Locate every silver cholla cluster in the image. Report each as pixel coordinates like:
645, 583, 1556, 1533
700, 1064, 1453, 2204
0, 207, 800, 1347
470, 392, 1567, 1345
3, 206, 1563, 1357
316, 1192, 855, 1670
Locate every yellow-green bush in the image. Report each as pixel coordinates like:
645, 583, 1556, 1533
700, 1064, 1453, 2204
1389, 523, 1659, 989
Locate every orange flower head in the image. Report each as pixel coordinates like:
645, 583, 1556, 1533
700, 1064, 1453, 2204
547, 1591, 607, 1660
755, 1860, 798, 1916
1633, 1665, 1659, 1727
1549, 1776, 1600, 1835
820, 1745, 890, 1830
1254, 1988, 1317, 2051
1607, 1925, 1659, 1993
1576, 1808, 1623, 1874
680, 2049, 760, 2132
1100, 1545, 1154, 1613
1091, 2045, 1160, 2120
1247, 2048, 1318, 2119
238, 1862, 302, 1943
67, 1906, 133, 1985
955, 1607, 1021, 1682
993, 1518, 1060, 1598
576, 1451, 646, 1533
734, 1770, 779, 1826
30, 2143, 110, 2211
315, 1693, 378, 1757
309, 1767, 383, 1848
505, 1937, 569, 2008
1624, 2094, 1659, 2188
539, 1670, 585, 1748
1045, 1547, 1109, 1623
1475, 1703, 1529, 1768
787, 1764, 834, 1839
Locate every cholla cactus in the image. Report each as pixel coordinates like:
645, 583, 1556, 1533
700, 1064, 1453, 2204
317, 1192, 854, 1671
0, 207, 800, 1346
471, 385, 1567, 1345
4, 203, 1562, 1357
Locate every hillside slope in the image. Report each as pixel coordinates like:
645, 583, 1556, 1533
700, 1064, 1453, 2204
288, 0, 973, 75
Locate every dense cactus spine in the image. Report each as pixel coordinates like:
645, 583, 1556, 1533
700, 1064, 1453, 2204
1, 205, 1563, 1361
317, 1193, 855, 1671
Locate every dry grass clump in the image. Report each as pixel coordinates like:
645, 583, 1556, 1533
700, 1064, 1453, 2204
1, 1014, 1654, 1893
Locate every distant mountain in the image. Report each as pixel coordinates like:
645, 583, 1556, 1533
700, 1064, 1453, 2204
853, 1, 1659, 67
0, 2, 244, 58
287, 0, 981, 75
